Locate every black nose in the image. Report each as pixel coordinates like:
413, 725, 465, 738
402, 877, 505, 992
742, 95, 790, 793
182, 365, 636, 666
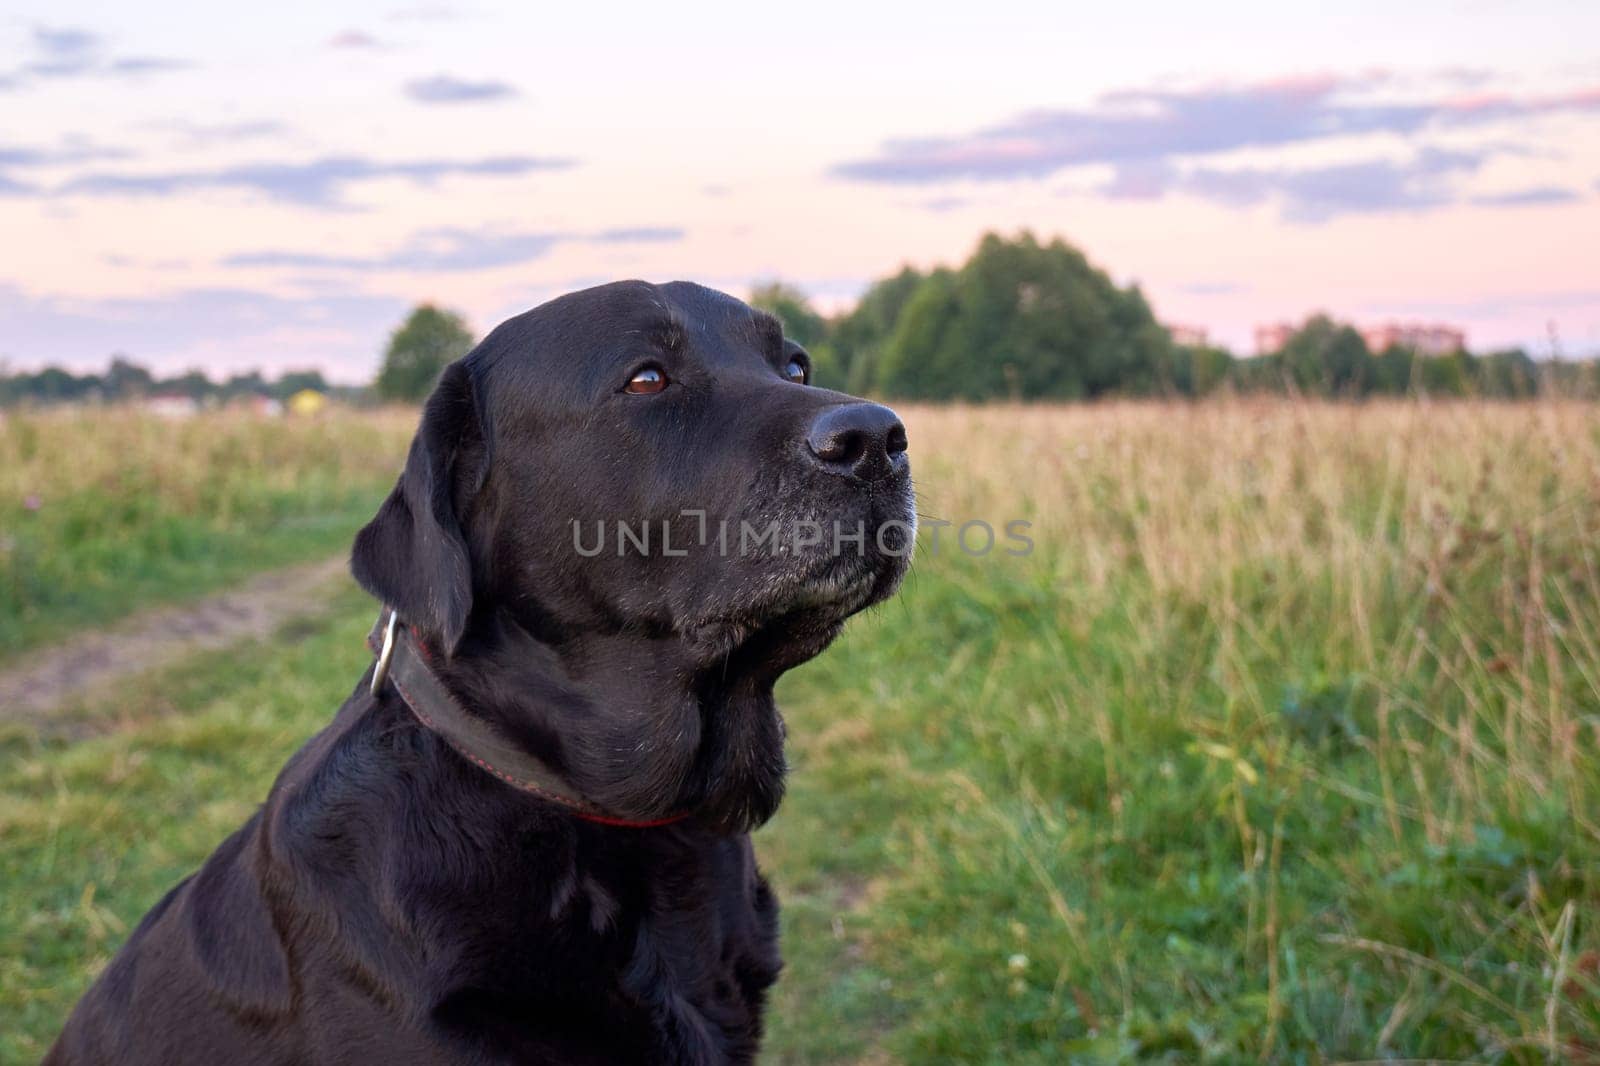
805, 402, 908, 481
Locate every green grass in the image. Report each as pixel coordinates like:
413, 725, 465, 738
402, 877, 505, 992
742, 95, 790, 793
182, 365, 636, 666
0, 407, 415, 658
4, 401, 1600, 1062
772, 560, 1596, 1062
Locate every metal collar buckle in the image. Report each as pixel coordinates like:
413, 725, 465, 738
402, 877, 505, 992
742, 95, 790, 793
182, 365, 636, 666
370, 610, 399, 697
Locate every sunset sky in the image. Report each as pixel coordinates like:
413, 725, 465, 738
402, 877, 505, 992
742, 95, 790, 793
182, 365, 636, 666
2, 0, 1598, 382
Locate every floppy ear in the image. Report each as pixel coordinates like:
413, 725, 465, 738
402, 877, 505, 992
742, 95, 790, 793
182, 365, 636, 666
351, 360, 485, 656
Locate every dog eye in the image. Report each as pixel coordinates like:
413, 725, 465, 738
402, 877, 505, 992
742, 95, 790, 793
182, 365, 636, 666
624, 366, 668, 395
784, 358, 808, 385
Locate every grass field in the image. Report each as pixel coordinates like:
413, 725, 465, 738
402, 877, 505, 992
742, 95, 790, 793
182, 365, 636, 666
0, 406, 416, 660
3, 400, 1599, 1062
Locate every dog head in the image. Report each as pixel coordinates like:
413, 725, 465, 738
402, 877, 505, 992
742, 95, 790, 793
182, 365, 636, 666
351, 280, 914, 830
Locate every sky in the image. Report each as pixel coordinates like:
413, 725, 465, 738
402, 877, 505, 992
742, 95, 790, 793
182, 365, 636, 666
2, 0, 1598, 383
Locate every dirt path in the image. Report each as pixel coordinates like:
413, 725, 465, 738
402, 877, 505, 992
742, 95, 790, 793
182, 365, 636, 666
0, 555, 353, 725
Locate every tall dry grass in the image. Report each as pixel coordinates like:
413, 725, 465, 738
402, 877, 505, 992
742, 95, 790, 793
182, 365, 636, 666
0, 405, 416, 507
904, 400, 1599, 843
765, 399, 1600, 1059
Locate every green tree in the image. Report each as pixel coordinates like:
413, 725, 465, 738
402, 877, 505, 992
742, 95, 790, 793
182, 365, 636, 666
874, 269, 964, 399
376, 305, 474, 402
162, 369, 214, 401
832, 267, 926, 393
17, 367, 99, 404
1164, 343, 1236, 397
747, 281, 849, 388
1371, 345, 1415, 394
104, 356, 154, 400
275, 369, 330, 400
1279, 315, 1373, 395
1417, 351, 1472, 396
1475, 348, 1538, 397
221, 370, 270, 400
872, 232, 1174, 401
748, 282, 828, 348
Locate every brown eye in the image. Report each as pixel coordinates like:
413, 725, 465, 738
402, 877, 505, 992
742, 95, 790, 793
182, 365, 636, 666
784, 358, 808, 384
624, 366, 668, 394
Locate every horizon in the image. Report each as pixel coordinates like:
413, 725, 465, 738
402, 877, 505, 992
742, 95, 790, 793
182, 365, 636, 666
3, 1, 1598, 384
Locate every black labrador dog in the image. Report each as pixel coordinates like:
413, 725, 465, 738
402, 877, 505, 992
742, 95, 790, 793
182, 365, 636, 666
46, 281, 913, 1065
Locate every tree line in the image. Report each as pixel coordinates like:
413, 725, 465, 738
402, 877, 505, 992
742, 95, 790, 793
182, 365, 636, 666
3, 233, 1593, 408
0, 305, 476, 408
0, 356, 357, 408
751, 231, 1593, 401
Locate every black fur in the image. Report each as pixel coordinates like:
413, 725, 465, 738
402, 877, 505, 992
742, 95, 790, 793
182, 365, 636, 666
47, 280, 913, 1065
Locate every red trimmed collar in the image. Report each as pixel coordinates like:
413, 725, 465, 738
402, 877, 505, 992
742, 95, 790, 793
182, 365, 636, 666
367, 608, 691, 830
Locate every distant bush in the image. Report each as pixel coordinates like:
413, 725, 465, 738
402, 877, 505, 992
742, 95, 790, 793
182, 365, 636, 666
375, 304, 474, 402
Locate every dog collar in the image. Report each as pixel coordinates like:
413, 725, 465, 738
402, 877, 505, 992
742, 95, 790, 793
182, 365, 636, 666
366, 608, 689, 829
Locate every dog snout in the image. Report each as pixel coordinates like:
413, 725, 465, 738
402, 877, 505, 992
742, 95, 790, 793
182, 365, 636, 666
805, 402, 908, 482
